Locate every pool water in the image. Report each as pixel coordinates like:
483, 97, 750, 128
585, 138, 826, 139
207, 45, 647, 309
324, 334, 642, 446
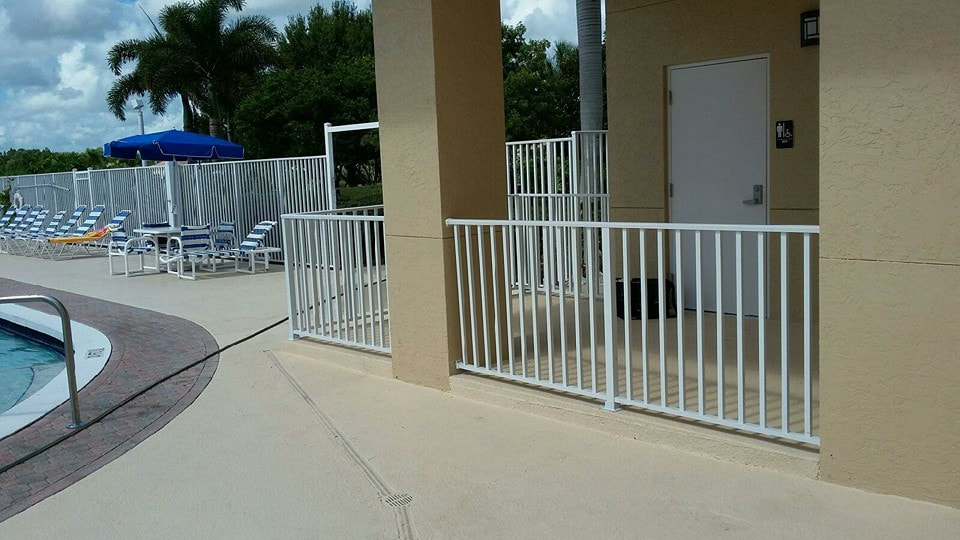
0, 328, 63, 414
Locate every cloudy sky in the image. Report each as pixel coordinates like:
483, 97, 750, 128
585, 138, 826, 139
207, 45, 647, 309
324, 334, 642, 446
0, 0, 596, 152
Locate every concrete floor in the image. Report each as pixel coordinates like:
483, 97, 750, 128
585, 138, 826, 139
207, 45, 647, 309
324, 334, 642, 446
0, 255, 958, 538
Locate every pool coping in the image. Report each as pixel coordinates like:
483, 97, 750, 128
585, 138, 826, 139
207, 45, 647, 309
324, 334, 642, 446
0, 278, 219, 522
0, 305, 112, 439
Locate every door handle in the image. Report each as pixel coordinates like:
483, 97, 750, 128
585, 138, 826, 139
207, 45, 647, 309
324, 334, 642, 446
742, 185, 763, 205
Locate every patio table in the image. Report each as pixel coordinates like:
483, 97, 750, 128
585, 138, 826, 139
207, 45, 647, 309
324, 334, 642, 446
132, 226, 181, 272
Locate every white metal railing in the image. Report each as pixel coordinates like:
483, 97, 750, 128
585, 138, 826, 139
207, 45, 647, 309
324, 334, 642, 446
447, 218, 820, 446
282, 205, 389, 353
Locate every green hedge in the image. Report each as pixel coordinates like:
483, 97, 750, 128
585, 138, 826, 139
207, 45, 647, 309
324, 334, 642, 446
337, 183, 382, 208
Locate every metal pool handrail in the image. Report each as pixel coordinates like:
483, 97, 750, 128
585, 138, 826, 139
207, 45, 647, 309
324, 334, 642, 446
0, 295, 81, 428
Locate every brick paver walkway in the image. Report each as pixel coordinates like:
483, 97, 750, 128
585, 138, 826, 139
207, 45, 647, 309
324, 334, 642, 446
0, 278, 219, 521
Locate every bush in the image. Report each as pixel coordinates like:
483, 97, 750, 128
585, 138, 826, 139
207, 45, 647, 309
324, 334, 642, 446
337, 183, 382, 208
0, 182, 9, 213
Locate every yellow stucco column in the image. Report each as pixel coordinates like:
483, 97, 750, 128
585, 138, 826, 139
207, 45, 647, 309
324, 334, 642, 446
372, 0, 507, 389
819, 0, 960, 508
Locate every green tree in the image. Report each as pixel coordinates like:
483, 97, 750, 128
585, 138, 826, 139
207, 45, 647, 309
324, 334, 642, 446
107, 0, 279, 138
0, 148, 126, 176
502, 23, 584, 141
233, 2, 379, 185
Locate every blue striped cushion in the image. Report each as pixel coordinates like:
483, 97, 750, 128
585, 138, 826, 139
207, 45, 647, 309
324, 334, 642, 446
238, 221, 276, 251
54, 206, 86, 236
179, 224, 212, 252
74, 205, 105, 235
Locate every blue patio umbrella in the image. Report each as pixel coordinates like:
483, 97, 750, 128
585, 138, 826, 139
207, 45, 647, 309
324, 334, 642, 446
103, 129, 244, 161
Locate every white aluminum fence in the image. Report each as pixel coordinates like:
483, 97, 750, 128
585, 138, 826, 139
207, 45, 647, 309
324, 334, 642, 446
3, 155, 333, 260
448, 218, 820, 446
282, 205, 389, 353
178, 156, 331, 260
506, 130, 609, 223
74, 167, 169, 231
506, 131, 608, 291
4, 172, 75, 214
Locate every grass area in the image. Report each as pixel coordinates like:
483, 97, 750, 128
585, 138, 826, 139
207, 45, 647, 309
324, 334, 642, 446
337, 183, 382, 208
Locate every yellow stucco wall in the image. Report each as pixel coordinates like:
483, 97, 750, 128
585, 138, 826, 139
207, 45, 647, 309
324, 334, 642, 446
818, 0, 960, 508
606, 0, 820, 226
372, 0, 506, 389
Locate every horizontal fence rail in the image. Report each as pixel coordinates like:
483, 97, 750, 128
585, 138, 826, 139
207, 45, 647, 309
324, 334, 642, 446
447, 218, 820, 446
282, 206, 389, 353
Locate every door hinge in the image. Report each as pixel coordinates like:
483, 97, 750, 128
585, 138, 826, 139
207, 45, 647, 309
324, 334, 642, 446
669, 183, 674, 197
668, 90, 673, 105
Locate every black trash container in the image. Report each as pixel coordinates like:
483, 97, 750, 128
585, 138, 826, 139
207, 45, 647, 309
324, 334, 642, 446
615, 277, 677, 320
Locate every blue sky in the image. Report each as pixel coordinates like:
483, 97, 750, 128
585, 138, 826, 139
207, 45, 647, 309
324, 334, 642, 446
0, 0, 597, 152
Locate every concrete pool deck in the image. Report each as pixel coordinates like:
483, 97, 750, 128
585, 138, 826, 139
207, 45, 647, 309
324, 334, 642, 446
0, 255, 958, 538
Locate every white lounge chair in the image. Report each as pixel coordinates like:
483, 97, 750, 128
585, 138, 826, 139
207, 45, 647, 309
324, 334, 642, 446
47, 205, 106, 259
0, 206, 43, 253
29, 205, 86, 257
0, 206, 17, 229
14, 210, 64, 256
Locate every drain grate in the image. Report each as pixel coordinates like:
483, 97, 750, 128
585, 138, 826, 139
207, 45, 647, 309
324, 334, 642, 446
85, 348, 105, 359
383, 493, 413, 508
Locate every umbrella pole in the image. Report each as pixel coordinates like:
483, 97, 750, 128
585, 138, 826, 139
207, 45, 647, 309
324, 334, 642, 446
164, 161, 180, 227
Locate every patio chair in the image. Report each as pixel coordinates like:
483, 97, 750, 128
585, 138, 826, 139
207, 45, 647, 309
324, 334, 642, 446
50, 207, 124, 259
14, 210, 64, 256
0, 206, 17, 229
161, 224, 216, 280
213, 221, 236, 249
1, 205, 30, 232
47, 205, 105, 259
30, 205, 86, 257
217, 220, 280, 274
0, 206, 43, 254
7, 209, 49, 255
108, 222, 167, 277
46, 226, 112, 255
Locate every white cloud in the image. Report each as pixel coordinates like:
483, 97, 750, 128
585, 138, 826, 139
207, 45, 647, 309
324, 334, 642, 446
0, 0, 587, 152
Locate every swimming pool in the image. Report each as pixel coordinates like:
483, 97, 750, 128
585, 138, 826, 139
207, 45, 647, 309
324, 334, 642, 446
0, 305, 111, 439
0, 325, 64, 414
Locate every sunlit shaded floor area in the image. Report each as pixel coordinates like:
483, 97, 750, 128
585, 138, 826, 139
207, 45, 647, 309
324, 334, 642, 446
459, 290, 819, 441
1, 255, 958, 538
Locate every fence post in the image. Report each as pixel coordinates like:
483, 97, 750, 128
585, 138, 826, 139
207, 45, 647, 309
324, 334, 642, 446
280, 216, 298, 341
601, 226, 620, 411
275, 159, 286, 215
71, 169, 79, 208
323, 122, 337, 211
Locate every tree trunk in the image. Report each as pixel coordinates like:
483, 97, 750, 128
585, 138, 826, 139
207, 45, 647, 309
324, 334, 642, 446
180, 94, 195, 132
576, 0, 603, 131
208, 117, 222, 139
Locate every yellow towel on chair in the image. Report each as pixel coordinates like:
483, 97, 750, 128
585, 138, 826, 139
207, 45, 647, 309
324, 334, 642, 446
47, 227, 110, 244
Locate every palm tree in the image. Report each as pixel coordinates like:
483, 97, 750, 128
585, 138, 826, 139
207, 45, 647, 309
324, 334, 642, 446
107, 0, 278, 138
576, 0, 603, 131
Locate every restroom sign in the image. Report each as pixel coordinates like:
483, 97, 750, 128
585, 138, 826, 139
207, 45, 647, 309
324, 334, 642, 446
776, 120, 794, 149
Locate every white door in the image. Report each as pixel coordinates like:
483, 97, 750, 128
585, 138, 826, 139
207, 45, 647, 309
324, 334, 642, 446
669, 57, 768, 315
